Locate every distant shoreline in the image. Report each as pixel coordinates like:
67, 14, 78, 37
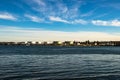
0, 41, 120, 46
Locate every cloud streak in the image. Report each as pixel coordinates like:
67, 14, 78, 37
72, 19, 87, 24
49, 16, 87, 24
28, 0, 83, 19
0, 26, 120, 42
25, 14, 44, 22
92, 19, 120, 27
49, 16, 69, 23
0, 12, 17, 21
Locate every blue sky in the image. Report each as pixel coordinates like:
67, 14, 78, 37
0, 0, 120, 41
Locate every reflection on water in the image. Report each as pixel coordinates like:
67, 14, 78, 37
0, 46, 120, 80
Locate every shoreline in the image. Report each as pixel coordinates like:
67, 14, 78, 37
0, 41, 120, 46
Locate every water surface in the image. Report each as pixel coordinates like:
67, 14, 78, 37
0, 46, 120, 80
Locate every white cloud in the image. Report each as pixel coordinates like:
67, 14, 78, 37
0, 12, 17, 21
33, 0, 46, 6
29, 0, 82, 20
72, 19, 87, 24
92, 20, 108, 26
49, 16, 87, 24
49, 16, 69, 23
25, 14, 44, 22
92, 19, 120, 27
0, 26, 120, 42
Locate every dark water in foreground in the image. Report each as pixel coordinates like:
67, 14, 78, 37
0, 46, 120, 80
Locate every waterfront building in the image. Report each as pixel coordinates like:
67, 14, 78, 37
63, 41, 74, 46
52, 41, 62, 46
26, 41, 33, 45
17, 42, 26, 45
73, 41, 80, 46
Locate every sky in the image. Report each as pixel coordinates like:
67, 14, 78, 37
0, 0, 120, 42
